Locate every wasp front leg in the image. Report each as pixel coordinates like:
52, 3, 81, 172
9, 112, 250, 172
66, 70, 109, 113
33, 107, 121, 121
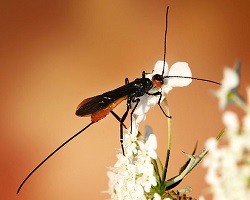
147, 91, 172, 118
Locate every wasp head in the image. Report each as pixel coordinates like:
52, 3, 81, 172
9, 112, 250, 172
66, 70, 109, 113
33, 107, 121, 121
152, 74, 164, 87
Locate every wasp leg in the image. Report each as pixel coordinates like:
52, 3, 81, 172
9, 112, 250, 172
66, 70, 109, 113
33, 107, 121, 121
110, 111, 127, 129
142, 71, 146, 78
119, 102, 130, 155
129, 98, 140, 134
147, 91, 172, 118
125, 78, 129, 84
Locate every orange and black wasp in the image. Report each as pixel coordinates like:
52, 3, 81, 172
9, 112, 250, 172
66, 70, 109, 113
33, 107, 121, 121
16, 7, 220, 194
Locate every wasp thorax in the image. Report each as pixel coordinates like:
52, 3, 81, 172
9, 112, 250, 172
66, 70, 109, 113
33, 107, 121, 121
152, 74, 164, 87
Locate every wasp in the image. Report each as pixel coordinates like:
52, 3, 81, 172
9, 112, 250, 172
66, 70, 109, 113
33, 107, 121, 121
17, 7, 220, 194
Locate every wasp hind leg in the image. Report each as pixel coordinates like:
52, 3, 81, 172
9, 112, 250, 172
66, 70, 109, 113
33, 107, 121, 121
117, 96, 140, 156
119, 104, 130, 155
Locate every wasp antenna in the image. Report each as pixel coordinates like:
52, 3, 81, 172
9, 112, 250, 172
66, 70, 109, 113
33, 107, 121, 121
162, 6, 169, 76
16, 121, 95, 194
165, 75, 221, 85
190, 77, 221, 85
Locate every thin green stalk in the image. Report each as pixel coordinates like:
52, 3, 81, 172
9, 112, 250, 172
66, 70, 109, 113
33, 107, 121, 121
161, 98, 171, 184
216, 128, 225, 140
231, 92, 247, 110
152, 159, 161, 185
157, 157, 164, 172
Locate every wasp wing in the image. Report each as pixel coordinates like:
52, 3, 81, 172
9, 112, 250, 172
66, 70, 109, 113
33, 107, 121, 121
75, 81, 141, 119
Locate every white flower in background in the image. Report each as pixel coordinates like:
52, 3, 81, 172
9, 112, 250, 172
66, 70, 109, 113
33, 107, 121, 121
203, 110, 250, 199
133, 60, 192, 122
203, 62, 250, 199
214, 62, 240, 110
243, 86, 250, 136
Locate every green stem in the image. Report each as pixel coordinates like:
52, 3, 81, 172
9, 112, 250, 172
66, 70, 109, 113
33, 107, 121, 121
161, 99, 171, 184
230, 92, 247, 111
152, 159, 161, 185
216, 128, 225, 140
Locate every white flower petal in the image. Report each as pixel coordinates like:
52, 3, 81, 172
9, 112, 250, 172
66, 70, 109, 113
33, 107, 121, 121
132, 95, 150, 115
135, 114, 146, 123
147, 95, 159, 107
166, 62, 192, 87
153, 60, 168, 76
133, 95, 159, 116
215, 87, 229, 110
205, 137, 218, 150
222, 67, 239, 90
162, 85, 173, 94
222, 111, 239, 131
154, 193, 161, 200
146, 134, 157, 150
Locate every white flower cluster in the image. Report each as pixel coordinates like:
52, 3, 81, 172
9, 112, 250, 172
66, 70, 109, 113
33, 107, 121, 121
214, 64, 240, 110
203, 63, 250, 199
107, 122, 157, 199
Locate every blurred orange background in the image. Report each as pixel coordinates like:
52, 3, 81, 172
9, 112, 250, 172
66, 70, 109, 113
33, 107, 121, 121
1, 0, 250, 199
